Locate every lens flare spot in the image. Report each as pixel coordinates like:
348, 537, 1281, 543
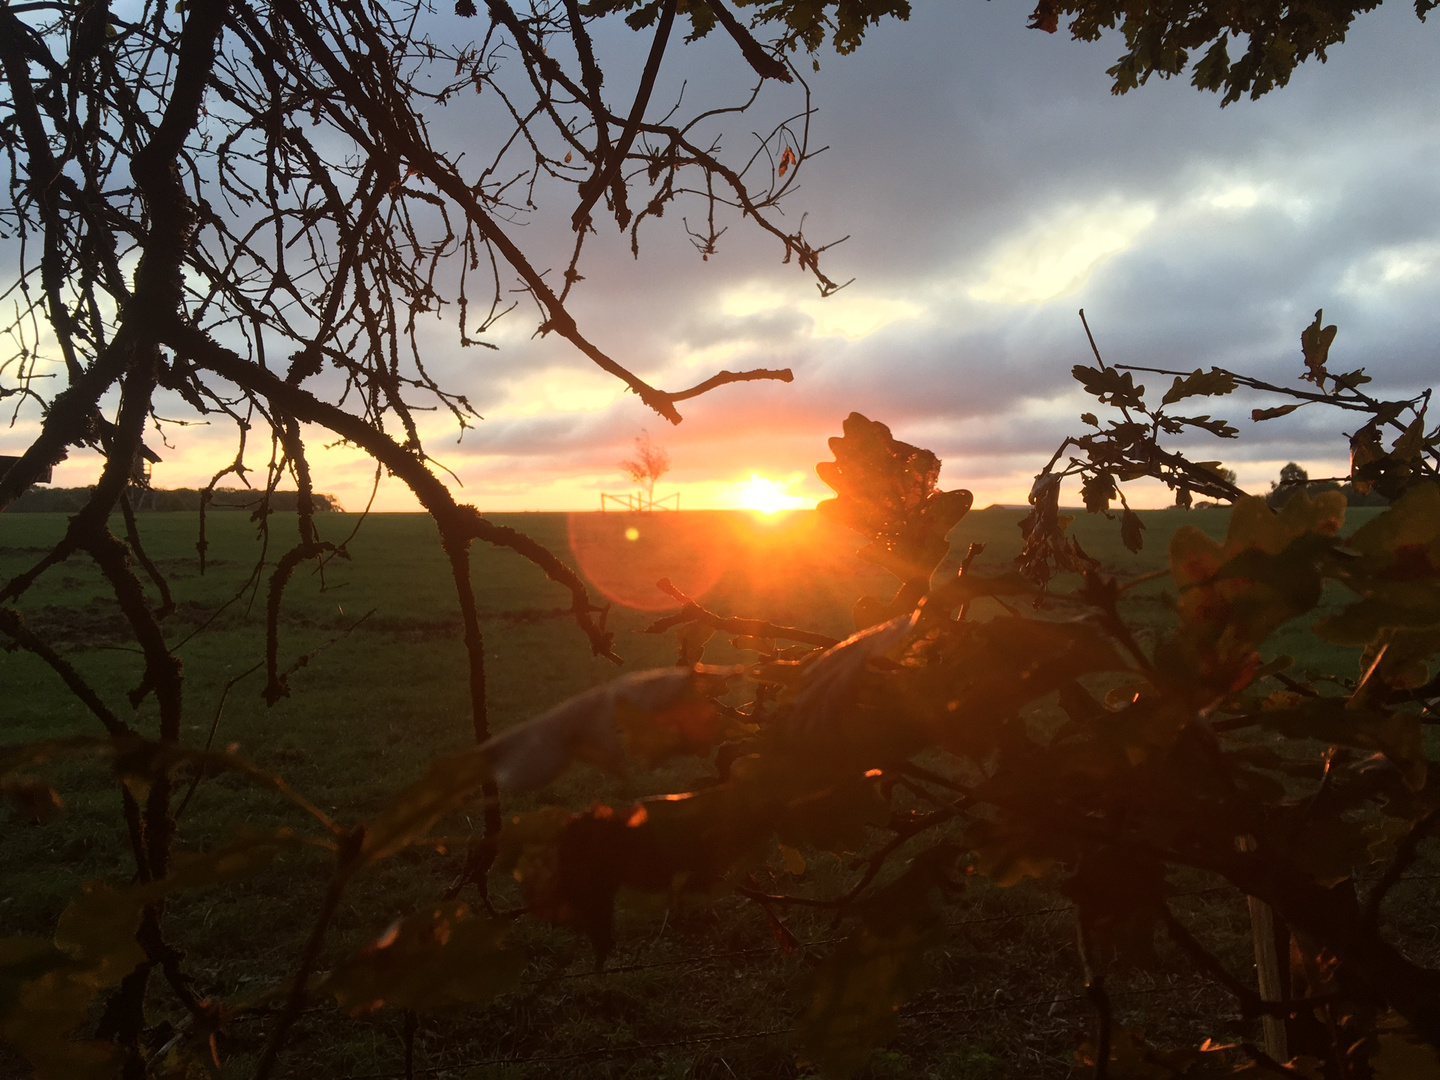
567, 512, 731, 612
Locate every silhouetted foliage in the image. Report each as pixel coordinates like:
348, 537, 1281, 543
4, 0, 1440, 1075
1267, 461, 1391, 509
1024, 0, 1436, 102
6, 309, 1440, 1078
0, 0, 837, 1073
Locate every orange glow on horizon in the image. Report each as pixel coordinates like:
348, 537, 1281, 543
735, 474, 809, 515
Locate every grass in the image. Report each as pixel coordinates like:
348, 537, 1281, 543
1, 502, 1426, 1079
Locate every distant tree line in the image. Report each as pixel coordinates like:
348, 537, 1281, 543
4, 487, 339, 513
1182, 463, 1389, 509
1266, 461, 1389, 508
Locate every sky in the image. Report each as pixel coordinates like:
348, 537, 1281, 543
15, 2, 1440, 512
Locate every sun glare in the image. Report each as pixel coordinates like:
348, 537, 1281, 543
736, 474, 808, 515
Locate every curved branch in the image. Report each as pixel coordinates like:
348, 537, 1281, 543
168, 319, 621, 663
668, 366, 794, 403
0, 608, 135, 738
463, 513, 621, 664
118, 490, 176, 618
1363, 808, 1440, 930
644, 577, 836, 649
261, 541, 334, 705
706, 0, 792, 83
566, 0, 676, 232
268, 0, 790, 425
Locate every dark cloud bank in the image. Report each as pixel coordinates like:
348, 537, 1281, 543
19, 4, 1426, 507
415, 1, 1438, 508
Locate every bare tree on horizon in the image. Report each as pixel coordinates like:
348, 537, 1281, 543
620, 431, 672, 511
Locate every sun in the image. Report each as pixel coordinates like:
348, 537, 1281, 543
736, 474, 808, 515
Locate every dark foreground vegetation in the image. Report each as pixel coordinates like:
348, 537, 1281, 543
3, 498, 1431, 1080
5, 364, 1440, 1077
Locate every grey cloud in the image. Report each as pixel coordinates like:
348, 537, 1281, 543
378, 2, 1440, 506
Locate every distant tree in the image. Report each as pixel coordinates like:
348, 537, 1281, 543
1279, 461, 1310, 488
6, 487, 338, 514
1267, 460, 1394, 508
620, 432, 672, 510
1267, 461, 1310, 506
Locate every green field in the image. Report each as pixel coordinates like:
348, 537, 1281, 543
0, 504, 1412, 1078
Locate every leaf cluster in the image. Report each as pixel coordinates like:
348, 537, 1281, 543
374, 313, 1439, 1075
1017, 310, 1437, 591
1028, 0, 1428, 104
581, 0, 912, 57
815, 411, 973, 625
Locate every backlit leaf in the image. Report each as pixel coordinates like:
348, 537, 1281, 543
1160, 367, 1237, 405
1372, 1014, 1440, 1078
1342, 481, 1439, 567
1251, 403, 1301, 422
1027, 0, 1059, 33
1082, 471, 1116, 514
777, 842, 807, 875
1393, 416, 1426, 462
0, 972, 119, 1080
363, 748, 492, 863
614, 693, 731, 768
1350, 422, 1385, 495
500, 788, 771, 960
674, 621, 714, 664
1, 829, 303, 1080
52, 882, 148, 986
797, 848, 953, 1076
1120, 508, 1146, 553
366, 666, 746, 860
787, 610, 918, 736
323, 902, 524, 1014
2, 777, 64, 824
1300, 309, 1337, 387
817, 413, 972, 584
1072, 365, 1145, 408
1170, 414, 1238, 438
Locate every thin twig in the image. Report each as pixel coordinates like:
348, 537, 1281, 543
253, 827, 365, 1080
174, 662, 263, 820
644, 578, 837, 648
1364, 807, 1440, 929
